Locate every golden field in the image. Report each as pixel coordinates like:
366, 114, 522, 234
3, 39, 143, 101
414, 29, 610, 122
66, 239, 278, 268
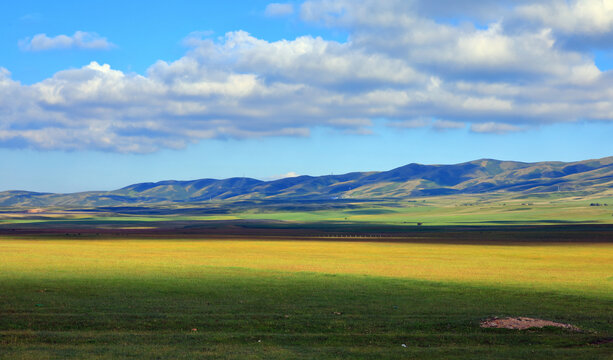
2, 238, 611, 297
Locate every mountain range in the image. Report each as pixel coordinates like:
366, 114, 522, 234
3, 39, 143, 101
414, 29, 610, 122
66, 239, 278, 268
1, 157, 612, 207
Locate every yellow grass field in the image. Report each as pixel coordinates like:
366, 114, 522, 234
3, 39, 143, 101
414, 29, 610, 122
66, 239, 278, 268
2, 236, 612, 359
2, 238, 611, 297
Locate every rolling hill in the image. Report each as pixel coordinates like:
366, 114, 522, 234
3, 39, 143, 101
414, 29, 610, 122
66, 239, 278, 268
1, 157, 612, 207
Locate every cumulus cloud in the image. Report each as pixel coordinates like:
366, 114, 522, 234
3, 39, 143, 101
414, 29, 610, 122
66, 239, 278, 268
19, 31, 114, 51
517, 0, 613, 34
433, 120, 465, 131
265, 3, 294, 17
510, 0, 613, 49
1, 0, 613, 152
183, 31, 422, 88
389, 118, 465, 131
389, 118, 431, 129
470, 122, 523, 134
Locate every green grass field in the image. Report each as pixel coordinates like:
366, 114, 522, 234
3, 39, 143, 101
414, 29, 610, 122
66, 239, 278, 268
1, 237, 611, 359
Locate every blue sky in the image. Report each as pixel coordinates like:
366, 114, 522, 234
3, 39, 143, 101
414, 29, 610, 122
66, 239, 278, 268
1, 0, 612, 192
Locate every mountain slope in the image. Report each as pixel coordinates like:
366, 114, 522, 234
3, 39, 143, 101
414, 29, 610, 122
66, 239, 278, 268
1, 157, 612, 207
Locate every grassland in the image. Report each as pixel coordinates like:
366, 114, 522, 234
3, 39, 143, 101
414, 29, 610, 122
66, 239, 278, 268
237, 193, 613, 225
0, 195, 611, 358
1, 236, 612, 359
2, 192, 612, 227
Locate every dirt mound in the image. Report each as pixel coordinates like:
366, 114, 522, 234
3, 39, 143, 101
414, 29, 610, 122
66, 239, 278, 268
481, 317, 581, 331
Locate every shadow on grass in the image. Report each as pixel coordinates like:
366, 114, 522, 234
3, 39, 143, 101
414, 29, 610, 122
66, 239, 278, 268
0, 269, 611, 359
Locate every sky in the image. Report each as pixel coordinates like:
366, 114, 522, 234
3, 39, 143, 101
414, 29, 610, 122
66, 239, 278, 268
1, 0, 613, 193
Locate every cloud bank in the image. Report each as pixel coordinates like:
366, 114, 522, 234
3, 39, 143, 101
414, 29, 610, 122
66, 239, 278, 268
2, 0, 613, 152
265, 3, 294, 17
19, 31, 114, 51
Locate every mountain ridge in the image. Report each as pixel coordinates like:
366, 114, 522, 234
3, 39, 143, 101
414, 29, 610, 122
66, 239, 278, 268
1, 157, 612, 207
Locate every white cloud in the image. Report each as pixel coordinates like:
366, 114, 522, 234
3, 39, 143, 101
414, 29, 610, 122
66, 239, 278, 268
389, 118, 465, 131
509, 0, 613, 49
470, 122, 523, 134
265, 3, 294, 17
19, 31, 114, 51
184, 31, 423, 87
1, 0, 613, 152
516, 0, 613, 35
263, 171, 302, 181
433, 120, 465, 130
389, 118, 431, 129
279, 171, 301, 179
462, 96, 512, 111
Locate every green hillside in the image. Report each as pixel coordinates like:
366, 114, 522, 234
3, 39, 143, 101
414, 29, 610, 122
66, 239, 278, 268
1, 157, 612, 207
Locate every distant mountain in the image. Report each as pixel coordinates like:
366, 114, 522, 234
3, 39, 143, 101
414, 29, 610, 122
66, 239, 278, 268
1, 157, 612, 207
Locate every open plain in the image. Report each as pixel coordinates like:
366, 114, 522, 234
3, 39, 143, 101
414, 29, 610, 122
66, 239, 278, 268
1, 201, 612, 359
3, 0, 613, 358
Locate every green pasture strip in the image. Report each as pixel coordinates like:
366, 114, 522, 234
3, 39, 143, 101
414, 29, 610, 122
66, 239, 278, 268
1, 269, 611, 359
1, 344, 611, 360
2, 197, 612, 226
89, 216, 240, 222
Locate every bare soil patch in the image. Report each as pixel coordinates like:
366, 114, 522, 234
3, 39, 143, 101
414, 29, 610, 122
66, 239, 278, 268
481, 317, 581, 331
